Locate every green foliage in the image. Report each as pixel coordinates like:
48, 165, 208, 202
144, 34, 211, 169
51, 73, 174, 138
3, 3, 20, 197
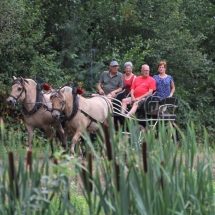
75, 119, 215, 215
1, 0, 215, 139
1, 112, 215, 214
0, 130, 71, 214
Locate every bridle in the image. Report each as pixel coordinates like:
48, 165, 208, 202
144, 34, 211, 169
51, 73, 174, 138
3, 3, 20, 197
50, 91, 67, 119
9, 78, 43, 116
9, 80, 26, 105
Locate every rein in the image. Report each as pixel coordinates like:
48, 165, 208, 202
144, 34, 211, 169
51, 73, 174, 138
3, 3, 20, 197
10, 79, 43, 116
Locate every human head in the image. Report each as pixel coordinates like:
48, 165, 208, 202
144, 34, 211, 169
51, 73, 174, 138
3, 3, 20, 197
141, 64, 150, 78
158, 61, 167, 69
157, 61, 167, 74
124, 62, 133, 75
109, 61, 119, 73
124, 62, 133, 69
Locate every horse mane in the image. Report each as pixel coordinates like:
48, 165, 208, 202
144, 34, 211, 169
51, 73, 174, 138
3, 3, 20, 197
61, 86, 73, 93
50, 86, 73, 104
12, 77, 37, 88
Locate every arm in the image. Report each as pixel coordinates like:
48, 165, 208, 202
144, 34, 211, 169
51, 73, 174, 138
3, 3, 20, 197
136, 89, 153, 101
168, 82, 175, 97
109, 73, 124, 97
132, 75, 136, 84
130, 89, 136, 102
97, 83, 105, 95
109, 87, 123, 97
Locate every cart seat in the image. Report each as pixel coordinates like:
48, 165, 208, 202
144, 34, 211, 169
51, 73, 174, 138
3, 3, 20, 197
136, 92, 159, 118
157, 97, 178, 120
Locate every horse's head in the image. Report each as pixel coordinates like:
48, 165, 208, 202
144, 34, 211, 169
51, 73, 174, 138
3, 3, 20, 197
50, 88, 66, 119
6, 76, 29, 106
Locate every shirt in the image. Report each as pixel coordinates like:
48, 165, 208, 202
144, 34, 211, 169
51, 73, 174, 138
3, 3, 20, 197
131, 76, 156, 98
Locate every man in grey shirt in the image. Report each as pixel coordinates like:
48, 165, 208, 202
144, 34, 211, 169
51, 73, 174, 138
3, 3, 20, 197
97, 61, 124, 98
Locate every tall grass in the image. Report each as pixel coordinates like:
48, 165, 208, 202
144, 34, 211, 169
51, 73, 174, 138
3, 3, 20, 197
0, 117, 215, 214
77, 117, 215, 215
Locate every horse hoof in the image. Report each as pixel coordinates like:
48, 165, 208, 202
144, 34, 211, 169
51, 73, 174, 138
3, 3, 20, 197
67, 155, 74, 160
61, 149, 69, 155
78, 156, 83, 160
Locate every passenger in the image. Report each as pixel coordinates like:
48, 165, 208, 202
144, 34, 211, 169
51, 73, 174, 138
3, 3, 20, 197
123, 62, 136, 95
97, 61, 124, 98
153, 61, 175, 100
121, 64, 156, 116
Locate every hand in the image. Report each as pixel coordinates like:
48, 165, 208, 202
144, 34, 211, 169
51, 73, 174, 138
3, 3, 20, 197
168, 93, 173, 98
99, 89, 105, 95
110, 91, 116, 97
131, 97, 137, 103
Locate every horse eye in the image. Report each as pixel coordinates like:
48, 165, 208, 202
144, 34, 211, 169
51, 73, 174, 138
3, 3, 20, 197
18, 87, 22, 91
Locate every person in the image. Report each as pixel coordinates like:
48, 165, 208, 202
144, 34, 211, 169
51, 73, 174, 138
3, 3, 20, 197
123, 62, 136, 95
121, 64, 156, 116
97, 61, 124, 98
153, 61, 175, 100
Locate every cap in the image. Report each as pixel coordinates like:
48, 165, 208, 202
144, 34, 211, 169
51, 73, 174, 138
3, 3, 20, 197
110, 61, 119, 66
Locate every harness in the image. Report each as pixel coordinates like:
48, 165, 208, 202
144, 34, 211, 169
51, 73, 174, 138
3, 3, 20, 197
66, 85, 98, 128
66, 95, 79, 121
79, 109, 97, 128
51, 87, 111, 129
22, 84, 43, 116
79, 95, 112, 128
9, 79, 43, 116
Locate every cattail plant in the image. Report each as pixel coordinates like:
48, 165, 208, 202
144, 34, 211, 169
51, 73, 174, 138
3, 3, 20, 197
142, 141, 147, 173
81, 152, 93, 192
103, 123, 112, 161
26, 150, 32, 172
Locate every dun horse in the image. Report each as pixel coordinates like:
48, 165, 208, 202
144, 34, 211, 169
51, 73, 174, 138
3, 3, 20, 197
50, 86, 112, 158
6, 77, 65, 153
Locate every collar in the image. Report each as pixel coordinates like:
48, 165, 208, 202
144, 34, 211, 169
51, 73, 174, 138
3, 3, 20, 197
108, 71, 118, 77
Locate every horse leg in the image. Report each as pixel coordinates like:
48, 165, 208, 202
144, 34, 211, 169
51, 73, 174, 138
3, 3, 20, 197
71, 130, 83, 159
55, 123, 66, 149
61, 126, 70, 154
96, 129, 105, 158
25, 124, 34, 150
43, 126, 55, 156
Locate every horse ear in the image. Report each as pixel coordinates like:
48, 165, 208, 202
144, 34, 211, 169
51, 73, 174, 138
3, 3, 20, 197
20, 77, 28, 85
13, 76, 17, 80
61, 88, 65, 93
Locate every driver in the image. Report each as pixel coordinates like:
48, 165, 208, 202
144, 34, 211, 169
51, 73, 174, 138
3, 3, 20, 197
97, 61, 124, 98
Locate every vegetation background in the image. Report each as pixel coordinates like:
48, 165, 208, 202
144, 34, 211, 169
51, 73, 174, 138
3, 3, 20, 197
0, 0, 215, 141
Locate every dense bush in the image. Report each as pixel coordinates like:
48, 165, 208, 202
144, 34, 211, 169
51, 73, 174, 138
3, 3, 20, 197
1, 0, 215, 140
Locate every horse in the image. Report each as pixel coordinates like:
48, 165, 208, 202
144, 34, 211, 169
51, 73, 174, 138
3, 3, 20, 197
6, 77, 65, 153
50, 86, 112, 158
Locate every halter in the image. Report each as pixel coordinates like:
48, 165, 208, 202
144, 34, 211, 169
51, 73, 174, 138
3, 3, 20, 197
9, 80, 26, 105
50, 93, 67, 119
50, 86, 80, 120
9, 78, 43, 116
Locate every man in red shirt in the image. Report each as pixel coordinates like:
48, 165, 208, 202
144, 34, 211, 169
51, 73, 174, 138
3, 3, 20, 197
121, 64, 156, 116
